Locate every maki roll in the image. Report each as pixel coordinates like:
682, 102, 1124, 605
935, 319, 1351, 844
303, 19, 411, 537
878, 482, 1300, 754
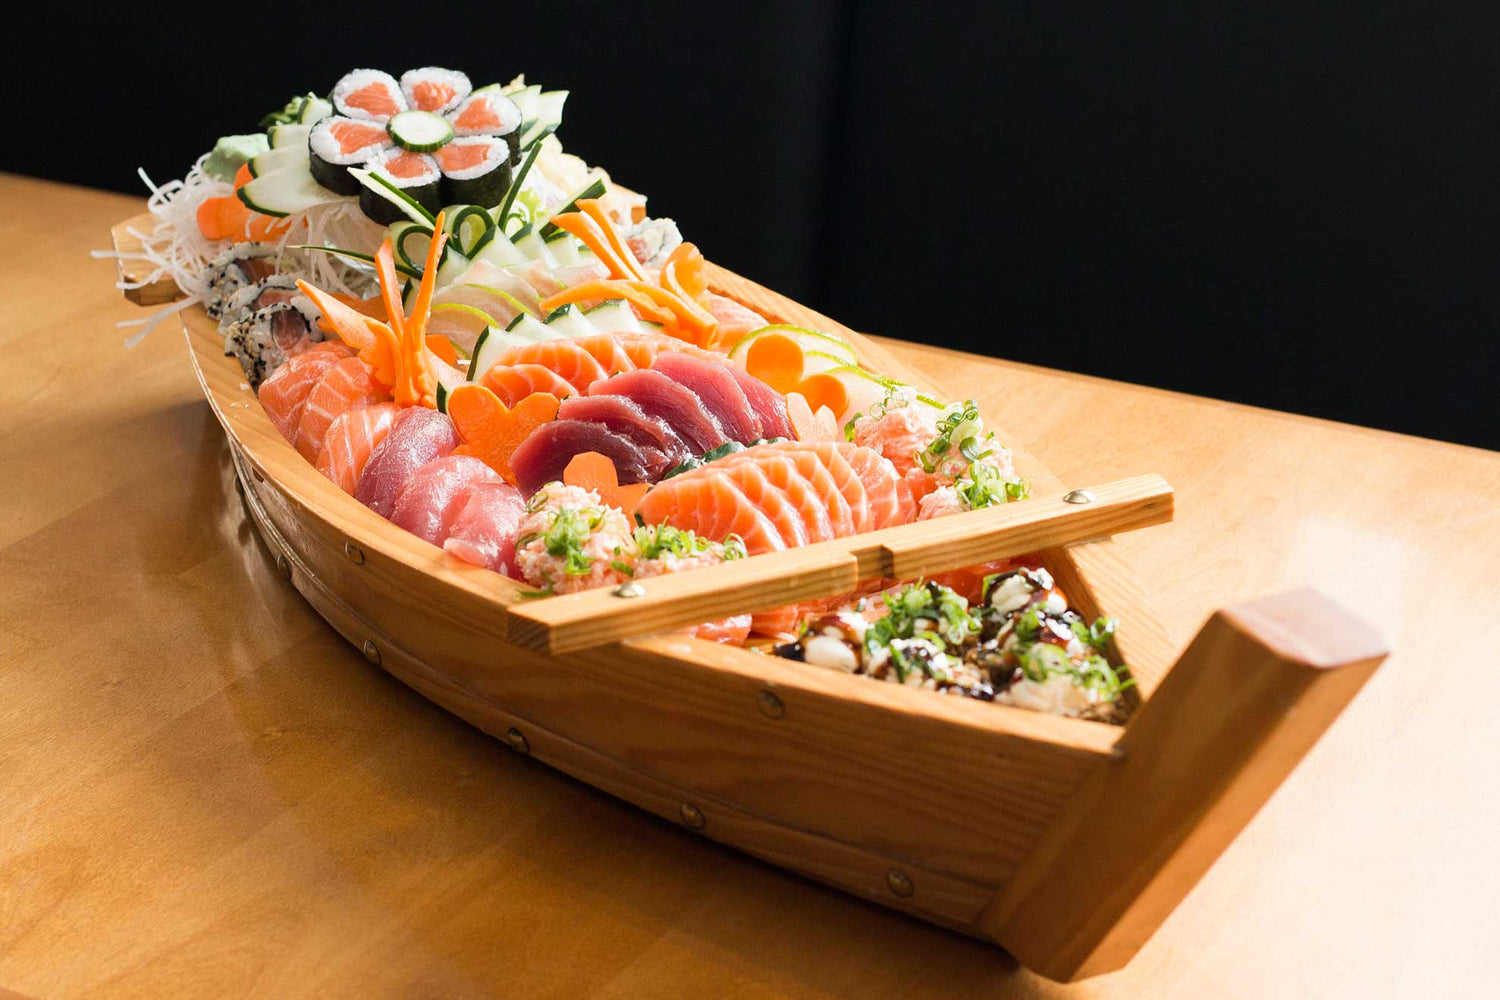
200, 245, 278, 320
400, 67, 472, 116
360, 147, 442, 225
448, 91, 524, 163
434, 137, 512, 208
219, 276, 325, 387
308, 116, 393, 196
332, 69, 407, 122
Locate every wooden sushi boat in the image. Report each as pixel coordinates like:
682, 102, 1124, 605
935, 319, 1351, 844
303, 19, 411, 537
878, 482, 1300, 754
113, 213, 1387, 981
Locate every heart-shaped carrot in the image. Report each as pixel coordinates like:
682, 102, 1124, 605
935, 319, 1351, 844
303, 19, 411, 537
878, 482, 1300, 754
448, 386, 560, 483
743, 333, 806, 394
793, 372, 848, 420
563, 451, 651, 518
785, 391, 840, 442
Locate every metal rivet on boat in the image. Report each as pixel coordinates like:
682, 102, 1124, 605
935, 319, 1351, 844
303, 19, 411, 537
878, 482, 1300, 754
611, 581, 646, 599
275, 553, 291, 580
1063, 489, 1095, 505
361, 639, 380, 666
757, 690, 785, 719
344, 542, 365, 565
679, 803, 706, 830
886, 868, 915, 897
1111, 744, 1128, 761
506, 727, 530, 754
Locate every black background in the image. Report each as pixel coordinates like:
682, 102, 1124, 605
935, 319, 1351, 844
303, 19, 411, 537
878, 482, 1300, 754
13, 3, 1498, 448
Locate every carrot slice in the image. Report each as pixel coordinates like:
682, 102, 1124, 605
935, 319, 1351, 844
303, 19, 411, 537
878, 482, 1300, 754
392, 211, 447, 407
793, 373, 848, 420
563, 451, 650, 518
578, 199, 648, 281
296, 278, 401, 387
233, 163, 253, 188
742, 334, 806, 394
448, 386, 561, 483
548, 212, 640, 282
425, 334, 460, 366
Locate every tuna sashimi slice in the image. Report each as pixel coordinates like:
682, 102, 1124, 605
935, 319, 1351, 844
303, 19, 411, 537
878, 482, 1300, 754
727, 366, 794, 440
651, 352, 762, 444
391, 455, 503, 546
316, 402, 401, 494
509, 420, 656, 496
588, 369, 727, 455
557, 394, 693, 467
258, 342, 355, 443
294, 356, 390, 461
442, 482, 527, 577
357, 407, 460, 518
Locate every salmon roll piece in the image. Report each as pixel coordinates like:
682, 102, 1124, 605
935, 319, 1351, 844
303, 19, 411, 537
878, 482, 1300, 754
257, 342, 355, 444
315, 402, 401, 494
294, 356, 391, 462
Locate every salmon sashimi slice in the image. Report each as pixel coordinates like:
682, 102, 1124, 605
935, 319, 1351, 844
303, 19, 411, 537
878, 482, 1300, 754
315, 402, 401, 494
294, 356, 391, 462
491, 340, 608, 391
257, 342, 355, 443
685, 615, 753, 644
746, 454, 839, 541
761, 441, 874, 532
390, 455, 503, 546
651, 352, 762, 443
840, 444, 915, 527
442, 482, 528, 577
610, 331, 726, 368
729, 462, 809, 547
638, 474, 786, 556
587, 369, 728, 454
567, 333, 640, 376
703, 293, 769, 349
356, 407, 459, 518
481, 364, 577, 407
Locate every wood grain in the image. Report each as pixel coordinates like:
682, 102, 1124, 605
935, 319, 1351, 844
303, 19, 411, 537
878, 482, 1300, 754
510, 474, 1174, 654
983, 589, 1387, 979
4, 176, 1492, 1000
108, 215, 184, 305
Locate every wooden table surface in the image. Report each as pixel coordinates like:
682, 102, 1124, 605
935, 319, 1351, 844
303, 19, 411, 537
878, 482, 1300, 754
3, 173, 1497, 999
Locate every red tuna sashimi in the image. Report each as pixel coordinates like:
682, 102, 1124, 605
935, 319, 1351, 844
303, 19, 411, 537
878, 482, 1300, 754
651, 352, 762, 444
587, 369, 727, 454
316, 402, 401, 494
442, 481, 528, 576
294, 356, 390, 461
390, 455, 503, 546
727, 366, 794, 440
356, 407, 459, 518
509, 420, 656, 496
557, 394, 693, 466
258, 342, 355, 443
481, 364, 577, 407
491, 340, 608, 391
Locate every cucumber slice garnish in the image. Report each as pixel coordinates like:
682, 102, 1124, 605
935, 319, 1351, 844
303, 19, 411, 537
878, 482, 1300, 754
387, 110, 454, 153
237, 165, 337, 217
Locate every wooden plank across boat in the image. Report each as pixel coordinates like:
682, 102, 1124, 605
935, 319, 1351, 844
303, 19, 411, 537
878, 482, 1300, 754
111, 213, 1387, 982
